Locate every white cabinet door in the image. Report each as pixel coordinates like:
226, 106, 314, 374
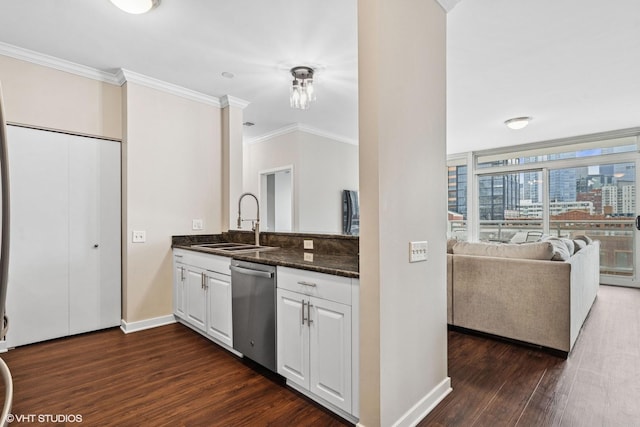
185, 268, 206, 331
174, 263, 186, 319
277, 289, 309, 389
309, 297, 352, 413
68, 137, 121, 334
206, 272, 232, 347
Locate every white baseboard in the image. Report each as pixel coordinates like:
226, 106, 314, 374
391, 377, 452, 427
120, 315, 176, 334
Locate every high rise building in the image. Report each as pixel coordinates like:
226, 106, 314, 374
447, 165, 467, 218
478, 174, 519, 220
622, 184, 635, 215
602, 185, 619, 215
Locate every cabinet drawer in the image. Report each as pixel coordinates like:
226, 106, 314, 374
277, 267, 351, 305
174, 249, 230, 276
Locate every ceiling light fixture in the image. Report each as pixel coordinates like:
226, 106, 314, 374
289, 66, 316, 110
504, 116, 532, 130
109, 0, 159, 14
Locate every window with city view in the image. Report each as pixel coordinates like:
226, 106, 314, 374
447, 133, 639, 282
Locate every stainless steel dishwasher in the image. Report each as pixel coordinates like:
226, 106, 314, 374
230, 259, 277, 372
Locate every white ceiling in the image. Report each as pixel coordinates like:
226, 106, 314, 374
0, 0, 638, 154
0, 0, 359, 143
448, 0, 640, 154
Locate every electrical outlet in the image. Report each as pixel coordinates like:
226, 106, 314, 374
304, 253, 314, 262
303, 239, 314, 250
132, 230, 146, 243
409, 241, 428, 262
192, 219, 203, 230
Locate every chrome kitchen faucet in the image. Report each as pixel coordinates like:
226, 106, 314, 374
237, 192, 260, 246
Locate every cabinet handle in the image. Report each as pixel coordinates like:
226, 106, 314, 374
297, 281, 317, 288
301, 300, 306, 325
180, 266, 185, 281
307, 302, 313, 325
201, 272, 205, 289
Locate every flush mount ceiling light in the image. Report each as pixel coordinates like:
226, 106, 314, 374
504, 116, 532, 130
109, 0, 159, 14
290, 66, 316, 110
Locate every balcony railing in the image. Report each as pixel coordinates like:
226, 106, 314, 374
447, 218, 635, 277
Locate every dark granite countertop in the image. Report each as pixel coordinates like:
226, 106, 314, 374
173, 244, 359, 278
232, 249, 359, 278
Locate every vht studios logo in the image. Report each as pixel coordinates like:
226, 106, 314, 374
7, 413, 83, 423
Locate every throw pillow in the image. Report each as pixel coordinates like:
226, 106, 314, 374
447, 238, 457, 254
561, 238, 575, 255
574, 234, 593, 245
573, 239, 587, 252
545, 238, 571, 261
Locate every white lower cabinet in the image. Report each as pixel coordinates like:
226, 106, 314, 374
277, 267, 358, 419
277, 289, 309, 387
185, 267, 207, 332
205, 272, 233, 347
174, 263, 187, 320
173, 250, 233, 349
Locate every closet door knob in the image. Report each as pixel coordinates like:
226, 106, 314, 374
93, 244, 99, 248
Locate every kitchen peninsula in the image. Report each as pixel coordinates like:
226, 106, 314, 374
171, 231, 360, 422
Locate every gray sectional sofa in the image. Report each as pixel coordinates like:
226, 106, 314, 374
446, 236, 600, 355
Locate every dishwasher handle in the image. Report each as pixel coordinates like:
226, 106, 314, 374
230, 265, 274, 279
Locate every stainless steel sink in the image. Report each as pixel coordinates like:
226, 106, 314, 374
190, 242, 277, 254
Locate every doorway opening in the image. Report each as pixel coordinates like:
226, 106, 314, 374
259, 166, 293, 232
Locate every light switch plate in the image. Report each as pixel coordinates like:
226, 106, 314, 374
192, 219, 203, 230
409, 241, 428, 262
132, 230, 146, 243
303, 239, 314, 250
304, 253, 314, 262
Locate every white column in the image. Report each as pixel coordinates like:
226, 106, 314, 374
358, 0, 450, 425
221, 95, 250, 230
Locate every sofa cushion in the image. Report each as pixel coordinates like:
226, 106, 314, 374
452, 241, 554, 260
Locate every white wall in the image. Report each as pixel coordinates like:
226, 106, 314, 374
0, 55, 121, 139
358, 0, 449, 425
122, 82, 221, 322
243, 129, 358, 234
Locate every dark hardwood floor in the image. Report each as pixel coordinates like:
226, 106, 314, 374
421, 284, 640, 427
1, 284, 637, 426
0, 323, 350, 426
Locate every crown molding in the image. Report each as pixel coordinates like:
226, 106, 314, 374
0, 42, 121, 85
436, 0, 463, 13
0, 43, 221, 107
245, 123, 358, 146
220, 95, 250, 109
119, 69, 221, 107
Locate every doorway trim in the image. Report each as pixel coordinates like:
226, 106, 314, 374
258, 165, 295, 232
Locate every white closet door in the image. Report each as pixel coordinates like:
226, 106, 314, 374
68, 137, 121, 334
5, 127, 70, 347
98, 140, 121, 329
